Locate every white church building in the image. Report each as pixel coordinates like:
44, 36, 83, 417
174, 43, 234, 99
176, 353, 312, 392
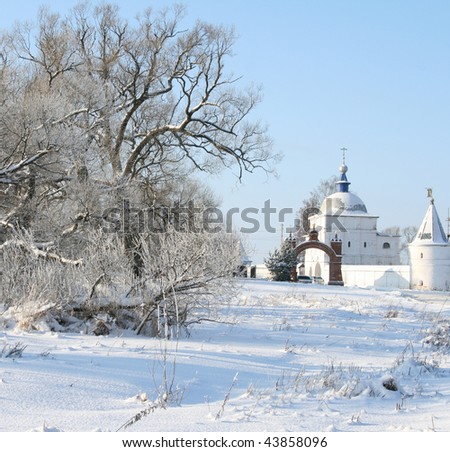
299, 159, 450, 291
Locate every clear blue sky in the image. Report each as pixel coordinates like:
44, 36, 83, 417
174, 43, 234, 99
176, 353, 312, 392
2, 1, 450, 263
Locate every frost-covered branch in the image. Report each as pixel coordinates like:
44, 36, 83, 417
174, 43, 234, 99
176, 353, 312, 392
0, 150, 50, 183
0, 239, 83, 266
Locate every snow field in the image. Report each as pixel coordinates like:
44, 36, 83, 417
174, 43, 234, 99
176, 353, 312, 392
1, 279, 450, 432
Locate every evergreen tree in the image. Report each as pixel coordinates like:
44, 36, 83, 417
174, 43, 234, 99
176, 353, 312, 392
264, 241, 298, 281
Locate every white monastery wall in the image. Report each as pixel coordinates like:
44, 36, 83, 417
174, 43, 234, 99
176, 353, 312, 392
342, 265, 410, 289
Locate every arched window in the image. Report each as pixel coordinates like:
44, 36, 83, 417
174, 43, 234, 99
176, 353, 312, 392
348, 241, 351, 248
420, 253, 424, 259
364, 242, 367, 248
382, 242, 390, 249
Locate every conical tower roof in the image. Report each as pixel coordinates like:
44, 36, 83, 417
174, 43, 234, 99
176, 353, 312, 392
412, 198, 448, 245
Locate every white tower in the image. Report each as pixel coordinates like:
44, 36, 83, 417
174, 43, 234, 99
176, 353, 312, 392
409, 190, 450, 290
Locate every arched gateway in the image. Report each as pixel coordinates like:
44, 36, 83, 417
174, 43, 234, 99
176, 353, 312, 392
294, 230, 344, 286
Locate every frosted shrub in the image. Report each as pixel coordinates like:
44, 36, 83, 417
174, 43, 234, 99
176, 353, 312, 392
0, 230, 134, 331
1, 227, 240, 335
1, 237, 80, 329
134, 229, 241, 337
423, 320, 450, 350
1, 341, 27, 358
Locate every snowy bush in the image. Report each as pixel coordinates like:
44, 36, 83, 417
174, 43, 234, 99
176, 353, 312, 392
1, 227, 240, 336
133, 229, 240, 337
1, 341, 26, 358
423, 320, 450, 350
0, 229, 133, 332
0, 232, 81, 330
266, 357, 430, 407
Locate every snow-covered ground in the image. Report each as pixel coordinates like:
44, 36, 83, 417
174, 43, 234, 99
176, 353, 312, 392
1, 279, 450, 432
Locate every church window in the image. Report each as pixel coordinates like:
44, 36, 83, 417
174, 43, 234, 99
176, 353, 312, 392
364, 242, 367, 248
347, 241, 351, 248
420, 253, 423, 259
382, 242, 390, 249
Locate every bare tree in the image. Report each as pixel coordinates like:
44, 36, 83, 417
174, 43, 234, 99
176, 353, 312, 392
134, 228, 241, 337
1, 1, 275, 253
294, 175, 338, 239
300, 175, 338, 211
402, 226, 418, 244
1, 2, 270, 334
382, 225, 418, 264
4, 3, 274, 184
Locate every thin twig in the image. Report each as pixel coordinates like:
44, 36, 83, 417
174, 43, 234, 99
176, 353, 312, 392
215, 372, 239, 420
